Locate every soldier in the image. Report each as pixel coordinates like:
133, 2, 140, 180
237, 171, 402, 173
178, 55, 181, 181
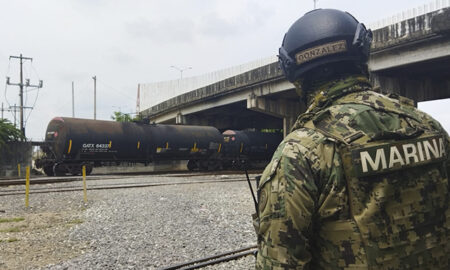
254, 9, 450, 269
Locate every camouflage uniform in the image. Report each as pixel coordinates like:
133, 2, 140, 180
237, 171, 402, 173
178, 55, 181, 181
254, 75, 450, 269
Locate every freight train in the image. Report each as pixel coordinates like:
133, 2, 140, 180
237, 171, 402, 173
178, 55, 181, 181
35, 117, 282, 176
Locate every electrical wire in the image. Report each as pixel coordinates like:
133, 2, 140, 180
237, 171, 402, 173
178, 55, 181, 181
3, 59, 15, 120
4, 59, 11, 107
24, 86, 40, 124
96, 79, 137, 118
25, 87, 39, 93
51, 78, 90, 116
23, 62, 30, 107
24, 61, 41, 127
96, 78, 136, 103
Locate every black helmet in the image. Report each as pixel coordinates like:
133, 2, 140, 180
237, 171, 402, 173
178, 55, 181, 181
279, 9, 372, 82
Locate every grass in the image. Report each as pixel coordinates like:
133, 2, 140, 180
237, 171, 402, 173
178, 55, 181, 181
0, 227, 22, 233
68, 219, 84, 224
0, 238, 19, 243
66, 219, 84, 228
0, 217, 25, 223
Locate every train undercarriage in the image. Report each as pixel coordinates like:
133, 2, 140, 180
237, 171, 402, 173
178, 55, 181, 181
35, 156, 264, 177
35, 158, 94, 176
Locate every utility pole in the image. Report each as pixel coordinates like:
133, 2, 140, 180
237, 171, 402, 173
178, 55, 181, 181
314, 0, 318, 9
13, 104, 16, 127
92, 76, 96, 120
72, 81, 75, 117
6, 54, 43, 136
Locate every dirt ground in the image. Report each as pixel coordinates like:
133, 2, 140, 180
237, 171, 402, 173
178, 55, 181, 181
0, 209, 89, 269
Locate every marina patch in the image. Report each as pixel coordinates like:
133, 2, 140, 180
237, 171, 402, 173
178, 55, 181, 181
351, 135, 446, 177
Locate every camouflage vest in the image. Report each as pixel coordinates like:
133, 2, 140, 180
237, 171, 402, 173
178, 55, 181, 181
302, 91, 450, 269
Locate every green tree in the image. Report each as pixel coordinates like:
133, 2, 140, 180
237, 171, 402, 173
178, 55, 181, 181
0, 119, 25, 150
111, 111, 142, 122
111, 111, 132, 122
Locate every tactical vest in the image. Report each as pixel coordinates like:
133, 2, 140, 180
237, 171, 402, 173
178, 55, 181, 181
303, 92, 450, 269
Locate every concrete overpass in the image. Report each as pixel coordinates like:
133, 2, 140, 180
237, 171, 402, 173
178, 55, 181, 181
140, 5, 450, 136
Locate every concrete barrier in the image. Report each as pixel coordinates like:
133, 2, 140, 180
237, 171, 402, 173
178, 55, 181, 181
0, 142, 32, 177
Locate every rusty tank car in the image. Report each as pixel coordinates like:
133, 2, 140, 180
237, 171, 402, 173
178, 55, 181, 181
35, 117, 282, 176
35, 117, 223, 176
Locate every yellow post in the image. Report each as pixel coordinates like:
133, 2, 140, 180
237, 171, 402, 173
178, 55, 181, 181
25, 166, 30, 207
17, 164, 21, 177
82, 165, 87, 203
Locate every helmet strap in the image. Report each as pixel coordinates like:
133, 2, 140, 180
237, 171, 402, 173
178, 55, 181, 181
293, 80, 308, 105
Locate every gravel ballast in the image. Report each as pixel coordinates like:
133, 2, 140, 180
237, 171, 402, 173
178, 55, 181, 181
0, 174, 258, 269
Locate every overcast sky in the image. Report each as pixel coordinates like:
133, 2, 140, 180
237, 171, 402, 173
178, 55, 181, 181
0, 0, 448, 140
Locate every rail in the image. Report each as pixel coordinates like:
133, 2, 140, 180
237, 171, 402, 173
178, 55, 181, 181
0, 177, 252, 197
0, 170, 262, 187
159, 245, 257, 270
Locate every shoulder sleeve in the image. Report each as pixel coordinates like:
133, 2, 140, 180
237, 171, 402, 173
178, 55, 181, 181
255, 129, 323, 269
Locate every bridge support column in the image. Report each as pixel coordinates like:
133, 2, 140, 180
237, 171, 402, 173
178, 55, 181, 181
175, 113, 186, 124
247, 94, 305, 137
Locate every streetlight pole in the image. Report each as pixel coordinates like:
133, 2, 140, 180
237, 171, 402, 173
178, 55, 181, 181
92, 76, 96, 120
314, 0, 318, 9
170, 66, 192, 79
72, 81, 75, 118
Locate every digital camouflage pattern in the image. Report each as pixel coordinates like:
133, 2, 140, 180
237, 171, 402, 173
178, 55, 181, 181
254, 75, 450, 269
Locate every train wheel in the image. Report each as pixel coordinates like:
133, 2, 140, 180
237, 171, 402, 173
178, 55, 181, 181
43, 166, 54, 176
69, 165, 81, 176
85, 165, 93, 175
207, 160, 222, 171
53, 164, 67, 176
187, 160, 198, 171
198, 161, 210, 171
78, 164, 93, 175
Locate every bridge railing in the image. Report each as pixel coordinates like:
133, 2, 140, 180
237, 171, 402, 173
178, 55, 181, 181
139, 55, 277, 110
369, 0, 450, 30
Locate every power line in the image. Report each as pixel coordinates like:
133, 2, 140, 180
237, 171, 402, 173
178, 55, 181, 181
4, 58, 12, 109
25, 85, 41, 124
96, 79, 136, 103
24, 63, 43, 127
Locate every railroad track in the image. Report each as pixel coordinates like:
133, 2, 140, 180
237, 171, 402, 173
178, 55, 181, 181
160, 245, 257, 270
0, 176, 101, 187
0, 176, 255, 196
0, 170, 261, 187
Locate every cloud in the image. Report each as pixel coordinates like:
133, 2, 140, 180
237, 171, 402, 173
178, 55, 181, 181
111, 49, 135, 66
126, 1, 274, 42
199, 13, 238, 37
126, 17, 196, 43
199, 1, 273, 38
2, 0, 448, 141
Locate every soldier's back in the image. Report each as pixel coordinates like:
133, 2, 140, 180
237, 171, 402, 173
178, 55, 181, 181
299, 90, 450, 269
